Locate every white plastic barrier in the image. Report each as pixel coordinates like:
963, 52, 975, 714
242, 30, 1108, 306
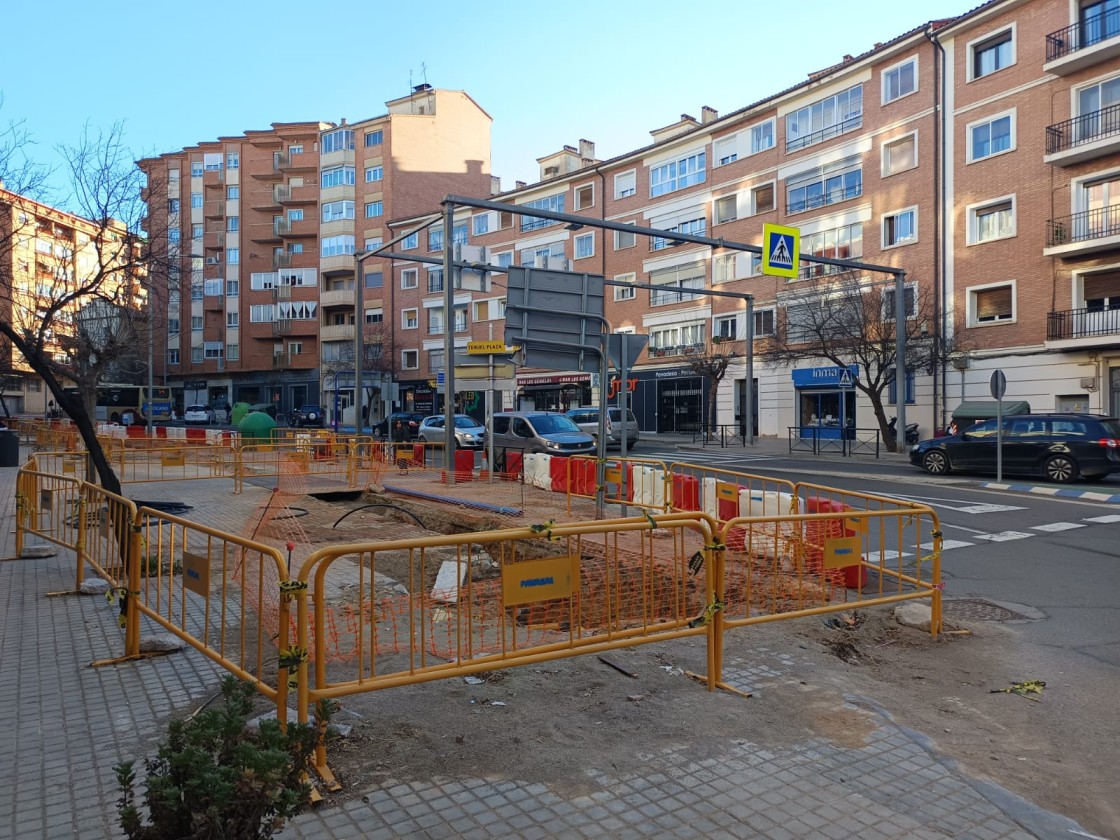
523, 452, 552, 490
702, 477, 720, 520
167, 426, 186, 441
631, 465, 665, 508
738, 489, 802, 558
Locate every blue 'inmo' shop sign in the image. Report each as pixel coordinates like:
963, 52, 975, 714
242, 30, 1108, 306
791, 365, 860, 388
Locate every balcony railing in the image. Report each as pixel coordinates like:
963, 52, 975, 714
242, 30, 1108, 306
648, 342, 706, 358
785, 115, 862, 153
1047, 306, 1120, 340
787, 183, 863, 215
1046, 102, 1120, 154
1046, 8, 1120, 61
1047, 207, 1120, 247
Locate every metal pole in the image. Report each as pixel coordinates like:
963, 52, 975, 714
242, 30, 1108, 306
894, 272, 907, 453
996, 395, 1003, 483
353, 252, 364, 433
743, 294, 754, 446
619, 333, 629, 517
487, 323, 495, 482
147, 294, 154, 436
442, 201, 456, 477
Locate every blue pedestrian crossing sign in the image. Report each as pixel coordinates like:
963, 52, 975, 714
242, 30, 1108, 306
761, 223, 800, 279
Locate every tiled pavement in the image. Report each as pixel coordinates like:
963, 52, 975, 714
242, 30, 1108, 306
0, 443, 1097, 839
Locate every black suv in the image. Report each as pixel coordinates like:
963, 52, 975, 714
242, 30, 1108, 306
290, 404, 324, 428
911, 413, 1120, 483
373, 412, 424, 440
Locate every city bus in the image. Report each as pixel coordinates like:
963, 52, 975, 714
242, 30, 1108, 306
63, 384, 173, 424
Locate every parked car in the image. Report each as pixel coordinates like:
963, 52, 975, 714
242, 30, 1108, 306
183, 404, 216, 425
373, 412, 425, 440
290, 404, 325, 428
564, 406, 640, 450
417, 414, 486, 449
487, 411, 595, 456
910, 413, 1120, 483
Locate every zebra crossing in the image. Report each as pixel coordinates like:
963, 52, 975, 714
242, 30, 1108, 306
878, 514, 1120, 559
638, 446, 777, 465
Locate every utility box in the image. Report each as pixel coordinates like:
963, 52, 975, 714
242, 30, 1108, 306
0, 429, 20, 467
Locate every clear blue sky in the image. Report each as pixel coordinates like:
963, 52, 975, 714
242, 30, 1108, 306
2, 0, 970, 207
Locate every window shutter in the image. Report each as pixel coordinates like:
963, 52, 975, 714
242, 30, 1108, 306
977, 286, 1012, 319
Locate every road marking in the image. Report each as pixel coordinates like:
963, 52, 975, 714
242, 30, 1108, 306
875, 550, 913, 561
1031, 522, 1086, 532
975, 531, 1036, 542
921, 539, 975, 551
889, 494, 1026, 514
1084, 515, 1120, 524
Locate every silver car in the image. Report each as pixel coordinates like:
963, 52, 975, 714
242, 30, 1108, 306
417, 414, 486, 449
564, 407, 640, 450
487, 411, 595, 455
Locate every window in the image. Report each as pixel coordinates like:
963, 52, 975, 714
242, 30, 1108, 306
969, 112, 1014, 162
321, 235, 355, 257
713, 253, 738, 284
882, 133, 918, 176
615, 224, 636, 250
401, 350, 418, 369
364, 129, 383, 147
191, 280, 204, 300
226, 279, 239, 296
167, 318, 180, 334
714, 136, 737, 166
427, 269, 444, 294
650, 323, 705, 353
970, 29, 1014, 80
288, 208, 304, 221
191, 192, 203, 209
494, 250, 513, 269
227, 249, 239, 264
226, 312, 239, 328
428, 227, 443, 252
750, 120, 775, 154
364, 272, 383, 289
289, 145, 303, 155
472, 214, 489, 236
454, 306, 468, 333
365, 165, 383, 182
204, 278, 223, 297
887, 367, 915, 405
614, 170, 636, 199
786, 157, 862, 214
714, 195, 738, 225
451, 222, 467, 245
428, 349, 445, 372
883, 283, 917, 320
651, 217, 705, 251
612, 272, 636, 301
192, 223, 203, 239
227, 216, 239, 232
365, 201, 383, 218
191, 315, 203, 330
969, 197, 1015, 244
322, 129, 354, 153
882, 207, 917, 248
751, 183, 775, 214
365, 307, 384, 323
799, 223, 863, 279
574, 233, 595, 259
191, 162, 203, 177
649, 264, 705, 306
714, 315, 738, 341
191, 346, 203, 363
473, 300, 490, 321
970, 282, 1015, 324
650, 151, 706, 197
321, 201, 354, 222
402, 308, 418, 329
521, 241, 565, 267
168, 230, 181, 244
575, 184, 594, 210
320, 165, 356, 188
276, 301, 317, 320
250, 304, 276, 322
167, 350, 180, 366
882, 58, 917, 103
364, 236, 382, 251
288, 342, 302, 356
520, 194, 566, 231
401, 268, 418, 289
401, 232, 418, 250
168, 198, 180, 214
754, 308, 775, 337
226, 152, 239, 170
427, 309, 445, 335
786, 84, 862, 151
227, 186, 239, 200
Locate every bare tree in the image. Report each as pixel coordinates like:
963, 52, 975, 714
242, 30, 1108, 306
319, 323, 395, 425
0, 120, 168, 494
756, 271, 965, 452
681, 338, 740, 434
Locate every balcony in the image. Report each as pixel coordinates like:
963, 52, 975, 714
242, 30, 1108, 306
1045, 103, 1120, 165
274, 218, 291, 237
1046, 306, 1120, 347
785, 115, 862, 153
252, 189, 281, 211
320, 323, 355, 342
648, 343, 706, 359
787, 183, 863, 215
204, 292, 224, 310
202, 167, 224, 186
204, 200, 225, 219
1044, 208, 1120, 257
272, 319, 292, 336
320, 253, 356, 274
272, 285, 291, 301
275, 183, 316, 204
273, 251, 292, 270
249, 221, 282, 244
205, 231, 226, 249
320, 288, 355, 308
273, 151, 315, 173
1044, 10, 1120, 74
272, 352, 290, 369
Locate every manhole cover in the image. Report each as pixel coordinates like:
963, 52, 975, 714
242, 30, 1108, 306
942, 598, 1029, 622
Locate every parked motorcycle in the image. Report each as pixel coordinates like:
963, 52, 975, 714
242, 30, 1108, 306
886, 417, 920, 446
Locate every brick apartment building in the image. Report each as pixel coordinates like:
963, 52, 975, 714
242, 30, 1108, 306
379, 0, 1120, 437
137, 86, 491, 423
135, 0, 1120, 436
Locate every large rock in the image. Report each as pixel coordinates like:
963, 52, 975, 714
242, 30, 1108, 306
139, 634, 185, 653
894, 602, 933, 632
79, 578, 110, 596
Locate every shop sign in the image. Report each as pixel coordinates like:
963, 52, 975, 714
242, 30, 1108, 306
516, 373, 591, 387
791, 365, 859, 388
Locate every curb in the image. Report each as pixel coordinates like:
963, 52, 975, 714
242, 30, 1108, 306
978, 482, 1120, 503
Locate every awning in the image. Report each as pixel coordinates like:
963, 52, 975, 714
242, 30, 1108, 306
951, 400, 1031, 420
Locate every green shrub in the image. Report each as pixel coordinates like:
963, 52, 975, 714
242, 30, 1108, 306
116, 676, 318, 839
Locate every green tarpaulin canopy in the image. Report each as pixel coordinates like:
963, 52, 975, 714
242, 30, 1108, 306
951, 400, 1031, 420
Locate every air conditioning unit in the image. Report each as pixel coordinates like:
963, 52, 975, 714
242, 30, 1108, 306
205, 257, 219, 265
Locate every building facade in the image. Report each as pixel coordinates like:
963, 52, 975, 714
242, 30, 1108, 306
138, 86, 492, 423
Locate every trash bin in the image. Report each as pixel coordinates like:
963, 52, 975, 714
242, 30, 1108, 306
0, 429, 20, 467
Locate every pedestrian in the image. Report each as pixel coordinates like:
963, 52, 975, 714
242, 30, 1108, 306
391, 418, 410, 475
